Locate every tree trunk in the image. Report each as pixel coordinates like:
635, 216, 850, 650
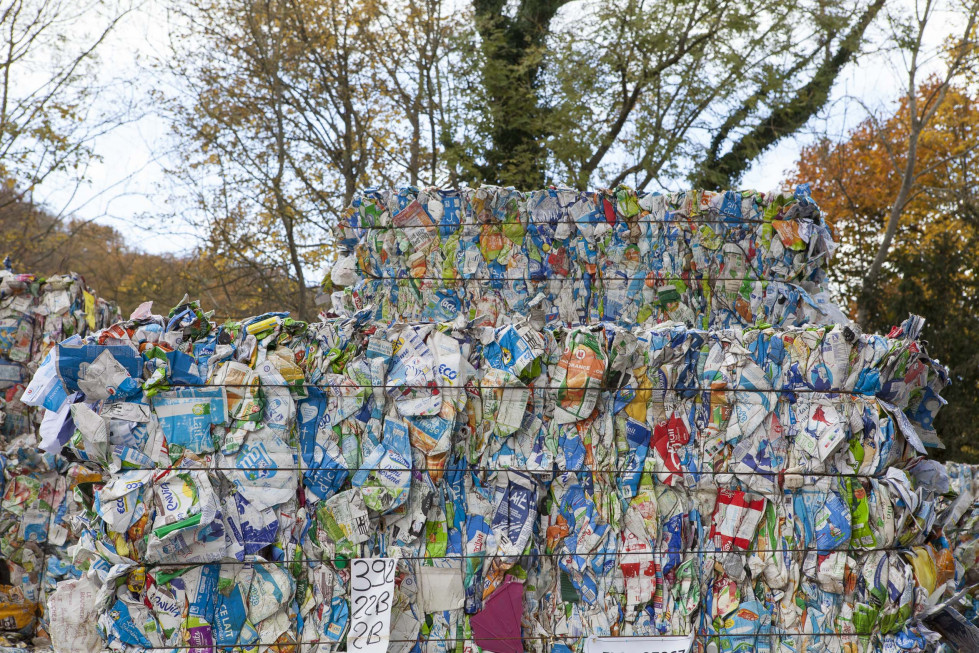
689, 0, 885, 190
272, 77, 307, 318
471, 0, 569, 188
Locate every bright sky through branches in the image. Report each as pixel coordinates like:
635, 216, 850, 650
32, 0, 951, 257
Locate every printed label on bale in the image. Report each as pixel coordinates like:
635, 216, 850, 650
583, 634, 695, 653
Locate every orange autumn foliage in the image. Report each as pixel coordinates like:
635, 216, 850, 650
788, 77, 979, 462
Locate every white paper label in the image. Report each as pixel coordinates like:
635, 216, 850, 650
348, 557, 397, 652
584, 634, 695, 653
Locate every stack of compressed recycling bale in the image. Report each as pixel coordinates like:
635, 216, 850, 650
330, 185, 846, 327
35, 186, 967, 653
0, 271, 119, 646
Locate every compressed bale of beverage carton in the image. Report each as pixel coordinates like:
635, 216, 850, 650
331, 185, 845, 328
31, 298, 962, 653
940, 463, 979, 627
0, 271, 118, 436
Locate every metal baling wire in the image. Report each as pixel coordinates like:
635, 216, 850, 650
121, 546, 920, 570
115, 466, 898, 478
160, 381, 893, 393
358, 274, 808, 282
99, 631, 885, 650
342, 216, 775, 228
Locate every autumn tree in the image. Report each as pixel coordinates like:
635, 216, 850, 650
0, 0, 142, 310
162, 0, 453, 318
0, 0, 133, 211
789, 77, 979, 461
370, 0, 462, 187
787, 0, 979, 461
0, 185, 300, 317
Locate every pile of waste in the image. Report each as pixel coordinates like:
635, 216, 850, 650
330, 185, 845, 327
0, 271, 118, 437
36, 297, 962, 652
0, 271, 118, 646
942, 463, 979, 618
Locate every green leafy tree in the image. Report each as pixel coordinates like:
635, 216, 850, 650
446, 0, 886, 189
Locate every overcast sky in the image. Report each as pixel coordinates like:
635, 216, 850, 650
31, 0, 951, 257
